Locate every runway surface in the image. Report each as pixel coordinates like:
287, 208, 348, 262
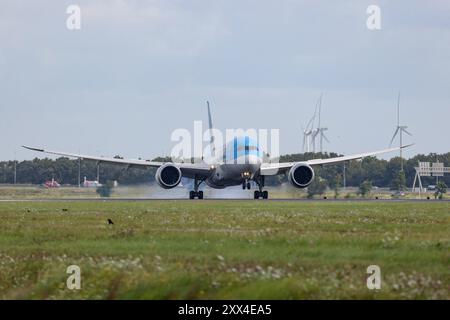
0, 198, 448, 203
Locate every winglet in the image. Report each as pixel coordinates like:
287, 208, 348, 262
207, 101, 214, 144
22, 146, 45, 152
400, 143, 415, 149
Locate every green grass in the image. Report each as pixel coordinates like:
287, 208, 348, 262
0, 201, 448, 299
0, 186, 99, 199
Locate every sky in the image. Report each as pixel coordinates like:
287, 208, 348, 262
0, 0, 449, 161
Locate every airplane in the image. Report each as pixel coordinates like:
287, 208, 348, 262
23, 104, 412, 199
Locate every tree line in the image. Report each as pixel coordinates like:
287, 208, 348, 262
0, 152, 448, 189
272, 151, 450, 189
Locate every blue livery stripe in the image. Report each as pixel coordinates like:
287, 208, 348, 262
234, 137, 238, 164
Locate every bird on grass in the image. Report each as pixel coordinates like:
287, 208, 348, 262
107, 219, 114, 225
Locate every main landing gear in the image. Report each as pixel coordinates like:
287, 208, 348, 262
242, 180, 251, 190
254, 176, 269, 199
254, 190, 268, 199
189, 175, 205, 199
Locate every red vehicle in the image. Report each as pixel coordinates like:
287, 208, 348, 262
43, 179, 60, 188
83, 177, 102, 188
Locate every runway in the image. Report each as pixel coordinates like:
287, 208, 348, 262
0, 198, 448, 203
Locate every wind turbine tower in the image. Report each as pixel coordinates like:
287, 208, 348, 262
313, 93, 330, 153
302, 114, 315, 153
389, 92, 412, 172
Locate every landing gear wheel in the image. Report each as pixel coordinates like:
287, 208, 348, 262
190, 175, 206, 199
247, 182, 251, 190
253, 190, 268, 199
253, 176, 267, 200
242, 182, 246, 190
189, 191, 204, 199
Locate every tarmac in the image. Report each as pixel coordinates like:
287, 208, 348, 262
0, 198, 448, 203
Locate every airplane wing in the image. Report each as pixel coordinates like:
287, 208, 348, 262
22, 146, 212, 178
260, 144, 413, 176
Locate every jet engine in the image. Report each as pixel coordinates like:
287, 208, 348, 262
155, 164, 182, 189
288, 163, 315, 188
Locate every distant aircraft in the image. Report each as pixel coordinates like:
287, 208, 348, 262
24, 105, 412, 199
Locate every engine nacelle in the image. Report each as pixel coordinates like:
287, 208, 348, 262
155, 164, 182, 189
288, 163, 315, 188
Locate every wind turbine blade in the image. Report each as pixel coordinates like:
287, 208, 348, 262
312, 129, 319, 138
311, 98, 320, 129
318, 93, 323, 129
397, 91, 401, 127
403, 128, 412, 136
308, 117, 315, 130
323, 133, 330, 143
389, 128, 400, 146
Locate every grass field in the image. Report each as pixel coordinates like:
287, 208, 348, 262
0, 200, 448, 299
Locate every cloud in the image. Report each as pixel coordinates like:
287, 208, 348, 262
0, 1, 449, 160
79, 0, 230, 57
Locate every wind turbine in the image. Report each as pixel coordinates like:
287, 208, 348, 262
303, 97, 320, 153
318, 128, 330, 153
313, 93, 330, 153
302, 113, 316, 153
308, 95, 321, 152
311, 128, 319, 153
389, 92, 412, 171
301, 126, 309, 152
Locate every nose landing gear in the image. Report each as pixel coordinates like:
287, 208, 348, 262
189, 190, 203, 199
